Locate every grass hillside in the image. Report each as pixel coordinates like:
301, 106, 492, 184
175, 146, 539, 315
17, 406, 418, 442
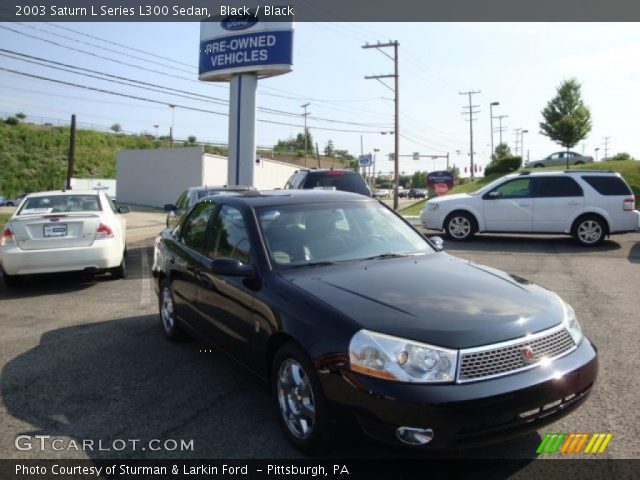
0, 122, 348, 198
399, 161, 640, 216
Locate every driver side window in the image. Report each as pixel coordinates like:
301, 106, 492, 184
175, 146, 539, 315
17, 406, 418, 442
207, 205, 251, 264
180, 202, 216, 253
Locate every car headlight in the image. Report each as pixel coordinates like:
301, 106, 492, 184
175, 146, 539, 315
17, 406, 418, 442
349, 330, 458, 383
562, 302, 583, 345
425, 203, 440, 212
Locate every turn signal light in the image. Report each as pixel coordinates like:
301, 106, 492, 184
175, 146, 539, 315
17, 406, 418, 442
623, 196, 635, 211
96, 223, 114, 239
0, 226, 16, 246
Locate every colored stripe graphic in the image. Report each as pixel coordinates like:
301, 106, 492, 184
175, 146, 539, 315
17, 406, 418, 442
538, 433, 613, 454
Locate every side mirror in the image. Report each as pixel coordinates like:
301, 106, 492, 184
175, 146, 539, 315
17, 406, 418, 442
430, 235, 444, 251
211, 258, 254, 277
164, 204, 176, 212
117, 205, 131, 214
485, 191, 501, 200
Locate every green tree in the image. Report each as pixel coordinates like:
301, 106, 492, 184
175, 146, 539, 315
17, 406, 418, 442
110, 123, 122, 133
324, 140, 335, 157
187, 135, 197, 144
609, 152, 634, 162
492, 143, 512, 162
539, 78, 592, 168
15, 112, 26, 121
411, 171, 427, 189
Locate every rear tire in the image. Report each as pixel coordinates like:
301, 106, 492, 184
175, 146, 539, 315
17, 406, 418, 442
573, 215, 606, 247
445, 212, 476, 241
2, 269, 21, 287
272, 342, 332, 453
110, 254, 126, 279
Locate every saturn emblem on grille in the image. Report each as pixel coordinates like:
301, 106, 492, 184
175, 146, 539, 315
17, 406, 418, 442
521, 345, 535, 364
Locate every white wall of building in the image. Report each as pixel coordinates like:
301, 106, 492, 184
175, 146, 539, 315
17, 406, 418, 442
117, 147, 204, 207
117, 148, 299, 207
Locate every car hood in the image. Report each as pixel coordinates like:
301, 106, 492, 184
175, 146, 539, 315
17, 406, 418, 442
428, 193, 474, 204
281, 253, 565, 349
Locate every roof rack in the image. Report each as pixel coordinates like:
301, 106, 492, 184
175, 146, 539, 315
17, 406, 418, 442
563, 170, 615, 173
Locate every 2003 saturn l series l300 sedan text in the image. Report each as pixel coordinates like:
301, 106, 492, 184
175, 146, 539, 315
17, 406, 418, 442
152, 190, 597, 452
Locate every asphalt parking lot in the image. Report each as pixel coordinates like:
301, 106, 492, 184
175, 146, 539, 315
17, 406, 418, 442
0, 231, 638, 464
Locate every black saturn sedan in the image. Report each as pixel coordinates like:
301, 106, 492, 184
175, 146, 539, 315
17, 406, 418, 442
152, 190, 597, 452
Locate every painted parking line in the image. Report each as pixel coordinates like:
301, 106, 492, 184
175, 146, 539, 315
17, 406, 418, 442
140, 247, 151, 306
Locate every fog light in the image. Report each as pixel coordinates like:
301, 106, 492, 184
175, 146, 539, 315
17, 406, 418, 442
395, 427, 434, 445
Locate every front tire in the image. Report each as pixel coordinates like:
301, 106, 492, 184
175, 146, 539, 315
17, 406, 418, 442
445, 212, 476, 241
574, 215, 605, 246
159, 281, 184, 341
272, 343, 332, 453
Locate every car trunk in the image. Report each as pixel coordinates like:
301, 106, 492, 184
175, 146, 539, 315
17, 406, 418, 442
10, 213, 101, 250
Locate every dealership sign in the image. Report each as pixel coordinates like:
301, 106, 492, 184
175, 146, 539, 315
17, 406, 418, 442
426, 171, 455, 196
199, 16, 294, 81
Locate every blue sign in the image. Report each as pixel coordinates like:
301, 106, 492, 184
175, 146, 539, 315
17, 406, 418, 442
199, 30, 293, 78
359, 154, 372, 167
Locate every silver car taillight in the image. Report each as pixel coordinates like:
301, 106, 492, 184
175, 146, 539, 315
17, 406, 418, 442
623, 196, 635, 211
0, 226, 16, 246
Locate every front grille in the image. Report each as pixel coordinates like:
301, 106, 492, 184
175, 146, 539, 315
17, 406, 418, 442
458, 326, 576, 382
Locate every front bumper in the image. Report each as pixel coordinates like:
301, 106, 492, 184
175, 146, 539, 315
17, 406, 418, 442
420, 210, 445, 230
320, 338, 597, 448
0, 239, 123, 275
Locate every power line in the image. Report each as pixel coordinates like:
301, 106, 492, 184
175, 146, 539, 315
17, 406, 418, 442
0, 67, 388, 134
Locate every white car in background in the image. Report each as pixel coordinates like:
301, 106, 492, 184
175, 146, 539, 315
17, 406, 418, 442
0, 190, 129, 286
420, 170, 638, 246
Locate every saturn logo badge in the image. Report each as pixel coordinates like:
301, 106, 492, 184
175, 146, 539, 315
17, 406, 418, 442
521, 345, 535, 364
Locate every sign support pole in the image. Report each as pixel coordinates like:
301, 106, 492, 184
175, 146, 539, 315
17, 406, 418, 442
228, 73, 257, 187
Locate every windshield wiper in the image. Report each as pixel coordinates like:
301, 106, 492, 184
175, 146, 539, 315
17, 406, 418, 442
286, 261, 336, 269
361, 253, 411, 261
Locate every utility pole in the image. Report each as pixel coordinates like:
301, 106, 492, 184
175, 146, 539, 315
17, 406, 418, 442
603, 137, 611, 160
495, 115, 508, 145
169, 104, 175, 147
363, 40, 400, 209
66, 114, 76, 189
514, 128, 522, 156
521, 130, 528, 159
489, 101, 499, 159
460, 90, 481, 180
315, 142, 320, 168
301, 103, 310, 167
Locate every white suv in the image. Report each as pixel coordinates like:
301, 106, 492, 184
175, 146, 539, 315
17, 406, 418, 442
420, 170, 639, 246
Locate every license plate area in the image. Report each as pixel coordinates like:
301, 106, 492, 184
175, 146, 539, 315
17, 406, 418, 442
43, 224, 67, 237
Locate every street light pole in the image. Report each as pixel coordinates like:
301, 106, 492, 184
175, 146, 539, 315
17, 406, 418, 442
521, 129, 528, 159
169, 104, 176, 147
595, 147, 600, 162
490, 101, 499, 159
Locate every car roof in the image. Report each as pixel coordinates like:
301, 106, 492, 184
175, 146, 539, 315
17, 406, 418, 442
515, 170, 618, 177
296, 168, 357, 174
200, 189, 372, 207
23, 190, 105, 198
191, 185, 253, 192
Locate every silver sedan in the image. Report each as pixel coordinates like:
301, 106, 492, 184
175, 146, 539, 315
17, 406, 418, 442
524, 151, 594, 168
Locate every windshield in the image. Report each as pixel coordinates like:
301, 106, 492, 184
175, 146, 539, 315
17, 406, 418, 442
257, 201, 433, 268
18, 195, 101, 214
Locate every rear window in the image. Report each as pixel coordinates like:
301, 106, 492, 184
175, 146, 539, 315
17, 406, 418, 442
18, 195, 102, 214
581, 176, 632, 196
304, 171, 370, 196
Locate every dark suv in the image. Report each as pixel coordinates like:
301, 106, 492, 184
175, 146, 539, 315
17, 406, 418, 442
284, 169, 371, 197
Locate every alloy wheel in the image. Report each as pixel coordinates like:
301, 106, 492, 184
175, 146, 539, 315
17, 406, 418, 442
160, 287, 175, 332
277, 359, 316, 439
577, 220, 602, 245
448, 216, 471, 239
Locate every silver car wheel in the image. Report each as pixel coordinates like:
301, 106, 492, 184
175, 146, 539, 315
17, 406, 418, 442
448, 216, 471, 239
160, 287, 175, 332
277, 359, 316, 439
577, 220, 602, 244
